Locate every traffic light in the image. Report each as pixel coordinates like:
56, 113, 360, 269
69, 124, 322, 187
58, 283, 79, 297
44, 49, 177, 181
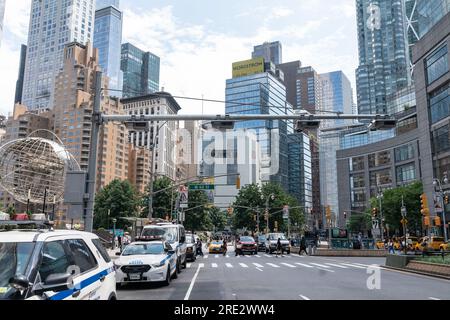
420, 193, 429, 216
444, 194, 449, 205
326, 206, 331, 220
424, 216, 430, 226
372, 207, 378, 218
236, 175, 241, 189
253, 214, 257, 222
434, 216, 441, 226
274, 221, 278, 230
227, 207, 234, 216
343, 212, 347, 219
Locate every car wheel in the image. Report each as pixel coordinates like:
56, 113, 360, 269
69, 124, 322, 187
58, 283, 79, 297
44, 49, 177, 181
172, 265, 178, 279
287, 250, 290, 255
116, 283, 122, 290
192, 255, 196, 262
164, 267, 171, 286
176, 259, 181, 274
182, 257, 187, 269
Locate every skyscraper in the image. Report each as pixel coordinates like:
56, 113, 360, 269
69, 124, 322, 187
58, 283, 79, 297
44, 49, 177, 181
0, 0, 5, 47
252, 41, 282, 65
14, 44, 27, 104
94, 5, 123, 97
356, 0, 410, 115
417, 0, 450, 37
121, 43, 160, 98
96, 0, 119, 10
22, 0, 95, 111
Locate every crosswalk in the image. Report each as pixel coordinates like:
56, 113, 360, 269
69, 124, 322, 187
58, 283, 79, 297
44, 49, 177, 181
186, 259, 377, 272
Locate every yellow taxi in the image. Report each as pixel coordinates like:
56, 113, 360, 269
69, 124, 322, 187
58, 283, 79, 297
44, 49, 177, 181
375, 239, 386, 250
415, 236, 445, 251
208, 240, 225, 254
439, 241, 450, 252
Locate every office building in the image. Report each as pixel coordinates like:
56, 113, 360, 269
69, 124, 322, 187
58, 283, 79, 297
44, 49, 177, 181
413, 11, 450, 237
96, 0, 119, 10
22, 0, 95, 111
94, 5, 123, 97
355, 0, 411, 115
14, 45, 27, 104
122, 92, 181, 181
121, 43, 160, 98
417, 0, 450, 37
179, 121, 201, 181
128, 145, 151, 194
252, 41, 282, 65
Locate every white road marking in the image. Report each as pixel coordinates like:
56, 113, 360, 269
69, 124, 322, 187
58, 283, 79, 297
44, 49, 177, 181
315, 267, 335, 273
186, 263, 192, 269
226, 263, 233, 268
299, 295, 311, 300
340, 263, 366, 269
239, 263, 249, 268
310, 263, 331, 269
212, 263, 218, 268
264, 254, 272, 258
253, 263, 264, 268
256, 267, 264, 272
429, 297, 441, 300
281, 263, 296, 268
203, 255, 208, 259
266, 263, 280, 268
199, 263, 205, 268
215, 255, 219, 258
324, 263, 348, 269
352, 263, 382, 269
255, 255, 261, 258
226, 255, 230, 258
184, 264, 203, 300
245, 255, 252, 258
295, 263, 314, 268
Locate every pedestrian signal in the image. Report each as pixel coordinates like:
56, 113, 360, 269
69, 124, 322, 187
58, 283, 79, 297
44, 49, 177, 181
424, 216, 430, 226
434, 216, 441, 226
236, 175, 241, 189
444, 194, 449, 205
420, 193, 429, 216
372, 207, 378, 218
227, 207, 233, 216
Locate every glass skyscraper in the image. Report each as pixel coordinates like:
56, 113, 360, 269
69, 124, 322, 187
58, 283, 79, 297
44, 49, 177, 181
121, 43, 160, 98
96, 0, 119, 10
22, 0, 95, 111
417, 0, 450, 37
94, 5, 123, 97
356, 0, 410, 115
252, 41, 282, 65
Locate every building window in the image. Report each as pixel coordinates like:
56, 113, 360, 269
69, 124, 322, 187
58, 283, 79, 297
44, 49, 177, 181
395, 144, 415, 162
435, 156, 450, 178
397, 116, 417, 134
433, 124, 450, 154
426, 45, 448, 85
370, 169, 392, 187
429, 85, 450, 124
396, 163, 416, 184
368, 151, 391, 168
350, 173, 365, 188
350, 156, 365, 171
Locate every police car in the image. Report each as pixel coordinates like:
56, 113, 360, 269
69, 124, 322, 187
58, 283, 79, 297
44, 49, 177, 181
114, 241, 177, 287
0, 222, 116, 300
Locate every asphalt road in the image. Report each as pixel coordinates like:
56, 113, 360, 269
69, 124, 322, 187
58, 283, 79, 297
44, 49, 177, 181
117, 245, 450, 300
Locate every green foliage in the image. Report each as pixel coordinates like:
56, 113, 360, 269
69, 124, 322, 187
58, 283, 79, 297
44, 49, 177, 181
142, 177, 175, 219
209, 207, 227, 232
369, 182, 423, 236
6, 205, 15, 218
184, 190, 210, 232
94, 179, 140, 229
347, 212, 372, 234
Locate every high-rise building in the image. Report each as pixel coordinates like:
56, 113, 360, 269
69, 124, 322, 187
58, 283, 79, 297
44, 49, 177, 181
405, 0, 420, 70
121, 43, 160, 98
94, 5, 123, 97
180, 121, 201, 181
0, 0, 5, 47
96, 0, 119, 10
14, 44, 27, 104
128, 145, 151, 194
417, 0, 450, 37
122, 93, 181, 181
22, 0, 95, 111
355, 0, 410, 115
252, 41, 282, 65
226, 58, 290, 189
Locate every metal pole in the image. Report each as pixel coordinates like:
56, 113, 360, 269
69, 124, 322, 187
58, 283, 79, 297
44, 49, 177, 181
52, 196, 55, 221
42, 187, 47, 215
26, 189, 30, 214
85, 71, 102, 232
379, 194, 384, 242
148, 144, 154, 220
266, 198, 269, 234
439, 187, 448, 242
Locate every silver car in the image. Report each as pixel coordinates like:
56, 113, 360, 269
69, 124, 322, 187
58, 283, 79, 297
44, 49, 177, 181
265, 233, 291, 254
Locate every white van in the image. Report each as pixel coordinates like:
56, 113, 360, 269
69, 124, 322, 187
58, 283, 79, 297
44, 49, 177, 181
140, 223, 187, 273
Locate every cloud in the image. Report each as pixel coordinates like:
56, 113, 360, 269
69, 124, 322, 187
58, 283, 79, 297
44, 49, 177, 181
270, 7, 294, 19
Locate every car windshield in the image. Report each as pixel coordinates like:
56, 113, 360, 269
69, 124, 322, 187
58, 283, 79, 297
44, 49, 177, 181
185, 236, 194, 244
258, 236, 266, 241
240, 237, 254, 242
122, 243, 165, 256
142, 227, 178, 243
268, 234, 286, 240
0, 242, 35, 300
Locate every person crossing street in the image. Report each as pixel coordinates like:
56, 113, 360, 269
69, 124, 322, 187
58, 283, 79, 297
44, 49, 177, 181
275, 238, 283, 257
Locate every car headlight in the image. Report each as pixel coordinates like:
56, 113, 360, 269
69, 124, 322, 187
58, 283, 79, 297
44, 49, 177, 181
236, 244, 242, 249
151, 261, 165, 268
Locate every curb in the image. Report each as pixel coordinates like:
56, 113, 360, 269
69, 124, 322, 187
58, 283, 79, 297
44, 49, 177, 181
383, 265, 450, 281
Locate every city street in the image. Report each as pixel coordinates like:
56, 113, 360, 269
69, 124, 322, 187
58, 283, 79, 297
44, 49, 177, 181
117, 245, 450, 300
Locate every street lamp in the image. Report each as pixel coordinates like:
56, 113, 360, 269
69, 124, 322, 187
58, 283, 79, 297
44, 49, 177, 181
433, 174, 448, 242
262, 194, 275, 233
112, 218, 117, 250
376, 188, 385, 242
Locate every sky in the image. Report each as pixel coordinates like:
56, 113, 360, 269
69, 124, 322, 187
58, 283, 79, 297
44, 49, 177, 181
0, 0, 358, 116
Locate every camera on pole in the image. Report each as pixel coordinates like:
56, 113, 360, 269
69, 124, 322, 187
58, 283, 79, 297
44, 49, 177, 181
367, 116, 397, 131
124, 115, 149, 132
294, 115, 320, 132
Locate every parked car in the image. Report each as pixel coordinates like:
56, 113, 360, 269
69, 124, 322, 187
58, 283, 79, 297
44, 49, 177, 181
415, 236, 445, 252
185, 233, 197, 262
265, 233, 290, 254
439, 240, 450, 253
235, 236, 257, 255
256, 235, 266, 252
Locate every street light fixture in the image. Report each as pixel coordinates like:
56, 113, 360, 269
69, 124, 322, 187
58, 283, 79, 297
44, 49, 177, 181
376, 189, 385, 242
112, 218, 117, 250
432, 175, 448, 242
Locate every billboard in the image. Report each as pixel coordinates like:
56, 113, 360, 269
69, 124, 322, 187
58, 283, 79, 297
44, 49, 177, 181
232, 57, 265, 78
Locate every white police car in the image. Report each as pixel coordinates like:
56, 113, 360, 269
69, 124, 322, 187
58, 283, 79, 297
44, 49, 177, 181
114, 241, 177, 287
0, 226, 116, 300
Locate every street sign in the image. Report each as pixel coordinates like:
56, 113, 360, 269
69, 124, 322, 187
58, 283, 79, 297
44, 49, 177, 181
372, 219, 379, 229
401, 206, 407, 217
188, 184, 215, 191
401, 218, 408, 225
283, 205, 289, 220
179, 185, 188, 208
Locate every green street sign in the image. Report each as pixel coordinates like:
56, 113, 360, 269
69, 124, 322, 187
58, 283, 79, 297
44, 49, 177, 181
188, 184, 215, 190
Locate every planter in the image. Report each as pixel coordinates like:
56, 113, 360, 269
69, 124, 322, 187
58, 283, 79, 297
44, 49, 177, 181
406, 260, 450, 277
313, 249, 386, 257
385, 254, 415, 268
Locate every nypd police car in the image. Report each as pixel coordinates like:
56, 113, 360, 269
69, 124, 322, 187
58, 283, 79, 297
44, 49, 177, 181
0, 225, 116, 300
114, 241, 178, 287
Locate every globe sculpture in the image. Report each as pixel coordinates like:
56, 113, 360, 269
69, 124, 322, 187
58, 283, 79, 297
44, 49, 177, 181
0, 130, 79, 204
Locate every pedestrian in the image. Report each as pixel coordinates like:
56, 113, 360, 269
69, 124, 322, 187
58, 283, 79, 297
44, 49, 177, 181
388, 239, 394, 254
222, 239, 228, 256
299, 236, 307, 256
276, 238, 283, 257
196, 238, 204, 257
117, 235, 122, 251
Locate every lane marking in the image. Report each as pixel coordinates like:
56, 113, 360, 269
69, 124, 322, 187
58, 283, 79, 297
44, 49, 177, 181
203, 255, 208, 259
255, 255, 261, 258
310, 263, 331, 269
315, 267, 335, 273
245, 255, 252, 258
281, 263, 296, 268
299, 295, 311, 300
226, 255, 230, 258
266, 263, 280, 268
226, 263, 233, 268
212, 263, 218, 268
295, 263, 314, 268
429, 297, 441, 300
239, 263, 249, 268
186, 263, 192, 269
215, 255, 219, 259
199, 263, 205, 268
256, 267, 264, 272
324, 263, 348, 269
184, 264, 203, 300
253, 263, 264, 268
264, 254, 272, 258
340, 263, 366, 269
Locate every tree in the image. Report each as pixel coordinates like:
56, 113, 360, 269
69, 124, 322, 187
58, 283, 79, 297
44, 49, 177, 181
209, 207, 227, 232
94, 179, 140, 229
347, 212, 372, 235
6, 204, 15, 219
232, 184, 263, 231
369, 182, 423, 236
141, 177, 175, 219
184, 190, 210, 232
